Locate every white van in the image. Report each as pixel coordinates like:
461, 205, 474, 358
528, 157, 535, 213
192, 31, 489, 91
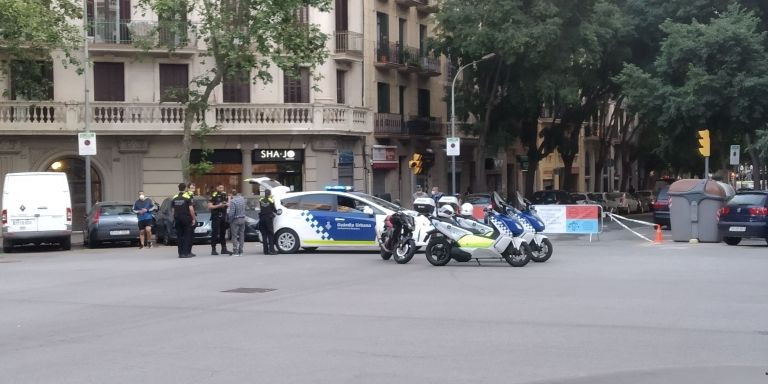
2, 172, 73, 252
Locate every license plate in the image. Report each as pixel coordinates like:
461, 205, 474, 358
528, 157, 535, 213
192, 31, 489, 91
729, 226, 746, 232
13, 219, 32, 226
194, 227, 207, 234
110, 230, 130, 235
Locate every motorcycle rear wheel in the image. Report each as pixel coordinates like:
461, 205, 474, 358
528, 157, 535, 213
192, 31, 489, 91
393, 238, 416, 264
503, 242, 531, 267
425, 238, 451, 266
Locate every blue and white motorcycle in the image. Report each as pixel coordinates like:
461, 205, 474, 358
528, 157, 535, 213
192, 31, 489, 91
503, 191, 553, 263
424, 194, 532, 267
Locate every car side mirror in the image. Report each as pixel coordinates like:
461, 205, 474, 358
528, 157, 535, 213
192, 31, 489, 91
276, 209, 283, 216
362, 206, 374, 216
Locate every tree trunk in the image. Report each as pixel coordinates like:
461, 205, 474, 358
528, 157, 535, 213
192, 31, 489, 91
525, 156, 538, 198
561, 154, 575, 191
180, 110, 194, 183
474, 130, 487, 195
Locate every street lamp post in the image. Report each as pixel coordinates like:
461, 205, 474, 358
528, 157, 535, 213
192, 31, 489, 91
450, 53, 496, 196
82, 1, 92, 214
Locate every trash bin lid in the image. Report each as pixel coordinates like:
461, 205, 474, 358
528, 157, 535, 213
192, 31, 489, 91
668, 179, 727, 199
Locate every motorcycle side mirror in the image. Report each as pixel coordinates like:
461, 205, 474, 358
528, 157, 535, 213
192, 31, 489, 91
362, 206, 374, 216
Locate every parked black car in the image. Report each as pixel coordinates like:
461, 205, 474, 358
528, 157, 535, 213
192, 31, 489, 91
155, 197, 213, 245
531, 190, 574, 205
84, 202, 140, 248
718, 191, 768, 246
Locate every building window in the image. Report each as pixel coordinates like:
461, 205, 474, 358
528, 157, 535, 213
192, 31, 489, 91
336, 70, 345, 104
335, 0, 348, 31
296, 5, 309, 25
9, 61, 54, 101
223, 69, 250, 103
94, 62, 125, 101
338, 150, 354, 187
418, 89, 430, 118
284, 68, 310, 103
419, 24, 427, 55
399, 18, 407, 45
159, 63, 189, 102
377, 82, 390, 113
376, 12, 388, 46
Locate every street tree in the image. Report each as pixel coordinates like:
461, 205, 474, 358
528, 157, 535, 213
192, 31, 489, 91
0, 0, 83, 99
136, 0, 331, 182
617, 4, 768, 183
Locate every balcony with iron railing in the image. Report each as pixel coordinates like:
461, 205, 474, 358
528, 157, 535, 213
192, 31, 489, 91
395, 0, 424, 7
0, 101, 371, 135
374, 113, 443, 137
415, 0, 438, 14
375, 43, 441, 75
88, 19, 198, 53
333, 31, 364, 62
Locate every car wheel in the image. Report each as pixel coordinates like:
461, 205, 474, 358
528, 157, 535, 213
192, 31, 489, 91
723, 237, 741, 246
275, 228, 300, 253
61, 237, 71, 251
3, 238, 13, 253
88, 232, 100, 248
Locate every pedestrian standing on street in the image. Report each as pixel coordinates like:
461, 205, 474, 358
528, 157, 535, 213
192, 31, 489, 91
172, 182, 196, 258
227, 190, 247, 257
258, 189, 278, 254
431, 186, 444, 205
132, 190, 155, 249
208, 184, 232, 255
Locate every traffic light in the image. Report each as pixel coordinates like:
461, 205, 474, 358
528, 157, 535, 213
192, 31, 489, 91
408, 153, 423, 175
697, 129, 710, 157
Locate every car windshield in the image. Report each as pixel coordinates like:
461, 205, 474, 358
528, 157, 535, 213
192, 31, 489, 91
656, 188, 669, 201
572, 194, 587, 200
351, 192, 402, 211
100, 205, 133, 215
464, 195, 490, 204
193, 198, 210, 213
587, 193, 603, 201
728, 193, 767, 206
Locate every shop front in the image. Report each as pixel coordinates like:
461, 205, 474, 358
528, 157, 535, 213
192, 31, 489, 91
252, 149, 304, 192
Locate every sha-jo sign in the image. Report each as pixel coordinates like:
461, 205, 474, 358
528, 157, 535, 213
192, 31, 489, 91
252, 149, 304, 163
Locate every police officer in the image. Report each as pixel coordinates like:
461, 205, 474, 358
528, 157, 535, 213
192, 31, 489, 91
172, 182, 196, 258
258, 189, 278, 254
208, 184, 232, 255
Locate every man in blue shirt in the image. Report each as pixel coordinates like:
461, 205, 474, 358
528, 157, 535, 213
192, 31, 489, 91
133, 190, 156, 249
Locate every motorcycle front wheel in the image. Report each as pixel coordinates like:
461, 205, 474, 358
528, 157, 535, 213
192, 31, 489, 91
503, 242, 531, 267
530, 238, 553, 263
425, 237, 452, 266
393, 238, 416, 264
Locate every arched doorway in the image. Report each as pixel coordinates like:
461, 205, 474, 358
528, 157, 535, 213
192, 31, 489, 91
47, 157, 102, 231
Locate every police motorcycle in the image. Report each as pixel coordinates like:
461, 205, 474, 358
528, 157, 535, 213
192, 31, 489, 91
424, 195, 532, 267
506, 191, 553, 263
378, 211, 417, 264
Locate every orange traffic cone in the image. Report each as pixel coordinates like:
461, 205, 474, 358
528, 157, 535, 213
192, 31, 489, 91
654, 225, 663, 244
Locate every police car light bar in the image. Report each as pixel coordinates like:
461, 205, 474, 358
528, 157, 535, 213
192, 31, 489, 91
325, 186, 354, 192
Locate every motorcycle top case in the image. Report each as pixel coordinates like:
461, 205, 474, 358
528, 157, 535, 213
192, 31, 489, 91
413, 197, 436, 216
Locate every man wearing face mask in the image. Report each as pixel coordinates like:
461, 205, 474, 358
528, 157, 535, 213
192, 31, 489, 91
133, 190, 156, 249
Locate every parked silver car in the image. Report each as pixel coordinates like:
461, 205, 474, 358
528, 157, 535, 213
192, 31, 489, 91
84, 202, 141, 248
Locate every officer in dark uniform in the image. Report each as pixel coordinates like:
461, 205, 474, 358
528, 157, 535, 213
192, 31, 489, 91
258, 189, 278, 254
172, 182, 196, 258
208, 184, 231, 255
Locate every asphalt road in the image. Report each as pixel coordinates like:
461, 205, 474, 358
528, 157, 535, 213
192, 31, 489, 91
1, 216, 767, 384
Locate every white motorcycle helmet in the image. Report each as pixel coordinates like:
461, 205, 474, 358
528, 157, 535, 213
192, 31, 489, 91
438, 205, 455, 218
460, 203, 474, 217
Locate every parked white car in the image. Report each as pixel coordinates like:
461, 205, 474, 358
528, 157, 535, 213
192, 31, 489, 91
247, 177, 431, 253
605, 192, 641, 214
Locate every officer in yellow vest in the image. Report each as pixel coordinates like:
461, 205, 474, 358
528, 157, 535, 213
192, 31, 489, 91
208, 184, 231, 255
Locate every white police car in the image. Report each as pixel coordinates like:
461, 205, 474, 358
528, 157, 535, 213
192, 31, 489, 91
247, 177, 431, 253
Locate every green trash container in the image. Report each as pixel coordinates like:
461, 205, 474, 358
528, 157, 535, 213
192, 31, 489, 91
668, 179, 731, 242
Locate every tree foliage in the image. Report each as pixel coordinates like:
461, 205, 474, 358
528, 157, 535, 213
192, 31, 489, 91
136, 0, 331, 181
0, 0, 83, 99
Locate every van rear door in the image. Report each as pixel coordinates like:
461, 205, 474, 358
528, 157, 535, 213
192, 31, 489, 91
4, 173, 71, 233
